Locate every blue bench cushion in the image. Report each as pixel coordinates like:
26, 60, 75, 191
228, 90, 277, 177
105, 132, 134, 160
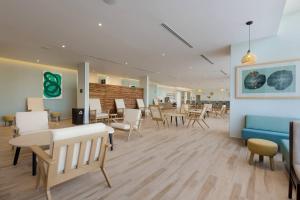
245, 115, 295, 134
280, 139, 290, 168
242, 128, 289, 144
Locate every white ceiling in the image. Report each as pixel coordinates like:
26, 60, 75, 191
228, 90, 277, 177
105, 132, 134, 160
0, 0, 286, 89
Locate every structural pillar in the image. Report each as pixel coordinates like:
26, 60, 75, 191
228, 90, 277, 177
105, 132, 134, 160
77, 62, 89, 124
141, 76, 149, 107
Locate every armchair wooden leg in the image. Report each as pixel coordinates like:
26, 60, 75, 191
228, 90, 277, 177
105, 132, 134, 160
202, 120, 209, 128
46, 189, 52, 200
269, 156, 274, 170
297, 183, 300, 200
101, 167, 112, 188
13, 147, 21, 165
249, 152, 254, 165
127, 129, 132, 141
288, 177, 293, 199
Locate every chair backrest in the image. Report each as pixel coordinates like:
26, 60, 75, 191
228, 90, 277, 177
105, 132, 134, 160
220, 105, 226, 114
204, 104, 212, 111
180, 104, 189, 113
199, 106, 207, 119
115, 99, 125, 109
149, 105, 163, 120
136, 99, 145, 109
153, 98, 159, 105
124, 109, 142, 128
16, 111, 49, 135
49, 123, 108, 177
89, 98, 102, 113
27, 97, 44, 111
291, 121, 300, 166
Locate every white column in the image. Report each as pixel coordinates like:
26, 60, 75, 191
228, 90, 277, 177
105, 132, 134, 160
141, 76, 149, 107
77, 62, 89, 124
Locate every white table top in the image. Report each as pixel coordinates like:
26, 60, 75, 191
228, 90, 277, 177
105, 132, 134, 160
9, 126, 115, 147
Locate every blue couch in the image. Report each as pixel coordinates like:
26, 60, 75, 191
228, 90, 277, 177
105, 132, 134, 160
242, 115, 297, 168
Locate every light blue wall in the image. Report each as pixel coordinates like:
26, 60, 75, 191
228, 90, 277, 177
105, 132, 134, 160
230, 12, 300, 137
0, 59, 77, 124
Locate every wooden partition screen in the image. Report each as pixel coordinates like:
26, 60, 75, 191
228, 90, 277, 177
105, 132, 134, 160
89, 83, 144, 113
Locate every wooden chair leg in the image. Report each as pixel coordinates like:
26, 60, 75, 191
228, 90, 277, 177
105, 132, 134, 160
46, 189, 52, 200
101, 167, 112, 188
288, 177, 293, 199
269, 156, 274, 170
196, 120, 204, 129
249, 152, 254, 165
35, 164, 41, 189
202, 119, 209, 128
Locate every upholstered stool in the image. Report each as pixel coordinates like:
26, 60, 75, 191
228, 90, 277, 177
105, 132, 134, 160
248, 138, 278, 170
2, 115, 15, 126
50, 112, 61, 122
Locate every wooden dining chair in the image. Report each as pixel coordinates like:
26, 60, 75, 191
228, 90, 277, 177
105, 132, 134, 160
187, 106, 209, 129
289, 121, 300, 200
31, 123, 112, 200
89, 98, 109, 123
149, 105, 169, 128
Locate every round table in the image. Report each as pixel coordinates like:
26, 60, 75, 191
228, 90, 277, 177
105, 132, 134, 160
9, 126, 115, 176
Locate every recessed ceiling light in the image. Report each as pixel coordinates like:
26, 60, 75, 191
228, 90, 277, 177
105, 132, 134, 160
189, 66, 193, 69
124, 61, 128, 65
98, 23, 102, 27
162, 53, 166, 56
157, 71, 161, 74
36, 59, 40, 63
220, 88, 225, 92
61, 44, 66, 48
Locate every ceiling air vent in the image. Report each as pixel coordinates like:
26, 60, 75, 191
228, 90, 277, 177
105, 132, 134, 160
161, 23, 193, 48
200, 54, 214, 65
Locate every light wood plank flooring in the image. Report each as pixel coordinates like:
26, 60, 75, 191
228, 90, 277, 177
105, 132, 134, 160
0, 116, 291, 200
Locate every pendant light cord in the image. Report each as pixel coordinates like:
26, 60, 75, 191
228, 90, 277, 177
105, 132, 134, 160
248, 24, 251, 52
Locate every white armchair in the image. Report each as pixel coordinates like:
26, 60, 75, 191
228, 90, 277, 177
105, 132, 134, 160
13, 111, 50, 165
27, 97, 48, 112
137, 99, 147, 116
115, 99, 126, 119
31, 123, 111, 200
89, 98, 109, 123
110, 109, 142, 140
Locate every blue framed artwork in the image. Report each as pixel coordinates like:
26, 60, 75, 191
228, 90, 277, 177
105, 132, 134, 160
236, 59, 300, 98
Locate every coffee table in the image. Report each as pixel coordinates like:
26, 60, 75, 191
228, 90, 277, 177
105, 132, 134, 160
9, 126, 114, 176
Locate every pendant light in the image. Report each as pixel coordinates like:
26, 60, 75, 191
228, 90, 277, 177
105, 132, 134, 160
241, 21, 256, 64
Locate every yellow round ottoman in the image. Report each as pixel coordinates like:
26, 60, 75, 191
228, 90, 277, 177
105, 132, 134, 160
247, 138, 278, 170
50, 112, 61, 122
2, 115, 15, 126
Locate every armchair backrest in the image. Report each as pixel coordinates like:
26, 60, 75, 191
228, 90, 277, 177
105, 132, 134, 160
291, 121, 300, 166
204, 104, 212, 112
115, 99, 125, 109
136, 99, 145, 109
89, 98, 102, 113
124, 109, 142, 128
199, 106, 207, 119
49, 123, 108, 175
16, 111, 49, 135
27, 97, 45, 111
149, 105, 163, 120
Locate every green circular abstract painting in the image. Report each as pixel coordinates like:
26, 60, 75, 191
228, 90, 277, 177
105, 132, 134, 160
43, 71, 62, 99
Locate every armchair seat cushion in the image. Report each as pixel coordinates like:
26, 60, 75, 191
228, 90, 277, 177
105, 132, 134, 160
110, 122, 130, 130
96, 113, 109, 118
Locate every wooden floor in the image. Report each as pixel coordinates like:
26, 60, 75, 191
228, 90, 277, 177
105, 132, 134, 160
0, 116, 292, 200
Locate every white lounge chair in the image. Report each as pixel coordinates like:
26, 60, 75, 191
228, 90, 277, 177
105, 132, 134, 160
110, 109, 142, 140
149, 105, 169, 128
89, 98, 109, 123
31, 123, 111, 200
115, 99, 126, 119
137, 99, 147, 116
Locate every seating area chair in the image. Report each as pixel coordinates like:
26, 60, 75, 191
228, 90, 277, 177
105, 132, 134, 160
180, 104, 189, 115
115, 99, 126, 119
137, 99, 147, 116
31, 123, 111, 200
289, 121, 300, 200
187, 106, 209, 129
110, 109, 142, 140
27, 97, 48, 112
149, 105, 169, 128
13, 111, 50, 165
212, 105, 227, 118
89, 98, 109, 123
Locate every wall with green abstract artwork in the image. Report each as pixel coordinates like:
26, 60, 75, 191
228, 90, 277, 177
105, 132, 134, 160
0, 58, 77, 123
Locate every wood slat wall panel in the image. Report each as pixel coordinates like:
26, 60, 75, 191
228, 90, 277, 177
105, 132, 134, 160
89, 83, 144, 113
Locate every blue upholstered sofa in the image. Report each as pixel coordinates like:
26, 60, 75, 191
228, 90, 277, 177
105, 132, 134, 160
242, 115, 298, 168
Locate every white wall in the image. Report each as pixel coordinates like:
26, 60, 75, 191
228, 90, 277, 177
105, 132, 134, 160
230, 12, 300, 138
